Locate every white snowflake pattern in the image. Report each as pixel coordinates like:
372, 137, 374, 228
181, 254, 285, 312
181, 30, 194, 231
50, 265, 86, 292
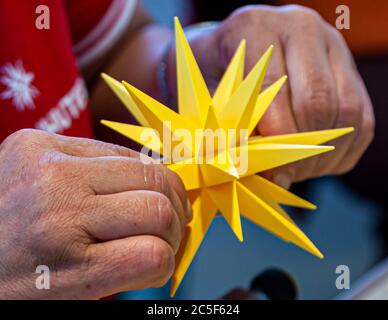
0, 60, 40, 111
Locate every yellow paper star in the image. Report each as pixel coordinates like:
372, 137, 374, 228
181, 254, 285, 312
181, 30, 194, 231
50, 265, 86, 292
100, 17, 353, 297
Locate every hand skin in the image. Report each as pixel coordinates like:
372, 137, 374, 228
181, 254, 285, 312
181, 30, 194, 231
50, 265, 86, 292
90, 3, 374, 189
0, 129, 191, 299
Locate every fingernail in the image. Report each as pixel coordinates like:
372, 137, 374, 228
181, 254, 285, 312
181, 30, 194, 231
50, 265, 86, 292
273, 172, 291, 190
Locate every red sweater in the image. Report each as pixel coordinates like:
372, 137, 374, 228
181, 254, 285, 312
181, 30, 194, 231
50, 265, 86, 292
0, 0, 136, 141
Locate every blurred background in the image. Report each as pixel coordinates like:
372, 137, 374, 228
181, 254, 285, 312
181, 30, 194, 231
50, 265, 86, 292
118, 0, 388, 300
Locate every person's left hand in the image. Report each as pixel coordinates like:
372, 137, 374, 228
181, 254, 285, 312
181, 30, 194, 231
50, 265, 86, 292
173, 4, 375, 189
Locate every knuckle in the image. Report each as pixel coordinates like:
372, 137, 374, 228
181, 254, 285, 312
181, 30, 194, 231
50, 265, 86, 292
166, 168, 185, 194
36, 152, 85, 206
301, 73, 335, 129
218, 5, 281, 67
363, 115, 376, 144
94, 140, 132, 157
1, 129, 48, 154
7, 128, 38, 142
286, 5, 322, 23
337, 93, 362, 126
224, 5, 277, 35
14, 128, 49, 144
335, 161, 357, 175
328, 24, 343, 39
143, 163, 168, 194
91, 140, 112, 155
326, 23, 347, 43
230, 5, 266, 21
294, 159, 316, 182
152, 194, 175, 234
147, 238, 174, 287
294, 169, 310, 183
37, 151, 67, 180
306, 72, 332, 103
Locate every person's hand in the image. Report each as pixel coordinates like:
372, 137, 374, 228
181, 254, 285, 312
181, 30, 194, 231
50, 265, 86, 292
181, 4, 375, 188
0, 129, 191, 299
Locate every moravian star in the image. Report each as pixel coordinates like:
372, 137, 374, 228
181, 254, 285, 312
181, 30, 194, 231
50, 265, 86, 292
100, 17, 354, 297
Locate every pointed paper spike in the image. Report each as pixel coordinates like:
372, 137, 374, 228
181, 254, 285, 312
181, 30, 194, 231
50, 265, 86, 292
100, 120, 163, 155
247, 76, 288, 135
170, 189, 218, 297
122, 81, 197, 135
122, 81, 197, 158
240, 175, 316, 210
218, 45, 273, 132
207, 181, 243, 241
175, 17, 212, 126
236, 182, 323, 258
101, 73, 149, 127
239, 176, 298, 224
168, 162, 202, 190
249, 127, 354, 145
213, 39, 246, 113
204, 105, 220, 131
237, 143, 334, 178
195, 106, 226, 159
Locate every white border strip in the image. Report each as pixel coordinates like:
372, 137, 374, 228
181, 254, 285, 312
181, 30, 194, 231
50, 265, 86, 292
74, 0, 137, 68
335, 258, 388, 300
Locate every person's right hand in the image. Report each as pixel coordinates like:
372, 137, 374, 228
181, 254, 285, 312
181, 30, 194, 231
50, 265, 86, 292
0, 129, 191, 299
182, 5, 375, 189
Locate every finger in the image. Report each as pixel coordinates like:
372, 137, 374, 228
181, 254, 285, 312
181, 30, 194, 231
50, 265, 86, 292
313, 27, 363, 175
243, 30, 298, 188
281, 13, 339, 182
83, 190, 183, 253
255, 38, 297, 136
54, 134, 141, 158
79, 156, 191, 223
282, 13, 338, 131
333, 76, 375, 174
83, 235, 175, 298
